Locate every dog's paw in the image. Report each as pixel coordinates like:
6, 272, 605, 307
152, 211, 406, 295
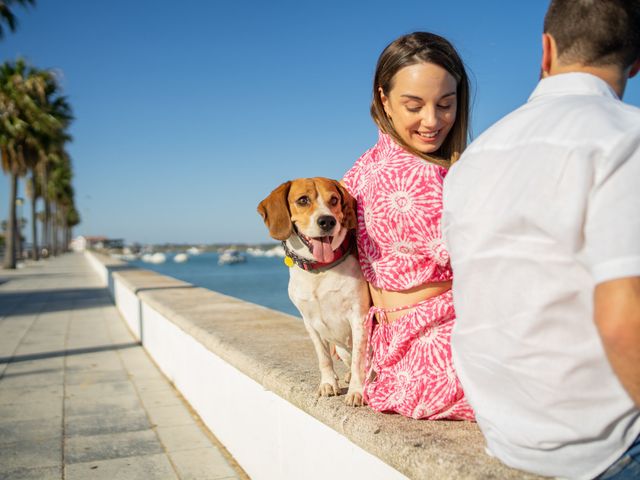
345, 391, 364, 407
317, 382, 339, 397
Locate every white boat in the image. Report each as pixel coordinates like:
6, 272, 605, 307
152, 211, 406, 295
173, 253, 188, 263
264, 245, 286, 258
187, 247, 202, 255
218, 249, 246, 265
142, 252, 167, 264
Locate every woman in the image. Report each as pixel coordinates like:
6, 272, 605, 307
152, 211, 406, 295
342, 32, 474, 420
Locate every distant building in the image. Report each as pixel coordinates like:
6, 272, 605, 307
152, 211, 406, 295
70, 236, 125, 251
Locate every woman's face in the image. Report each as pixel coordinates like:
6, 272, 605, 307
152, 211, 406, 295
380, 62, 458, 154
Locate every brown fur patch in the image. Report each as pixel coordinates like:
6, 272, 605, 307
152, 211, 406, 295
258, 178, 358, 241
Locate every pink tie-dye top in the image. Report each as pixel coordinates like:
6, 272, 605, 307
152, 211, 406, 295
343, 131, 452, 291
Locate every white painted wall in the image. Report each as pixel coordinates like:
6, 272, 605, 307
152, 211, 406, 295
85, 251, 407, 480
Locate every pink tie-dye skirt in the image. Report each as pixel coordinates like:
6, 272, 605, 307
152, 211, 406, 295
363, 290, 475, 420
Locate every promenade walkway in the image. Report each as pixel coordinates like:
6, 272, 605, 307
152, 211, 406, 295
0, 253, 247, 480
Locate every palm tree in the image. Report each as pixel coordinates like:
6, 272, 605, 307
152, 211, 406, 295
38, 94, 72, 257
0, 0, 35, 40
48, 151, 70, 255
0, 60, 29, 268
0, 59, 66, 268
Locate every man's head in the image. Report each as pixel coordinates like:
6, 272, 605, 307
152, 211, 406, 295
544, 0, 640, 68
542, 0, 640, 94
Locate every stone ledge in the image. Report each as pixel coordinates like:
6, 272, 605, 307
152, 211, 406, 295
88, 251, 541, 479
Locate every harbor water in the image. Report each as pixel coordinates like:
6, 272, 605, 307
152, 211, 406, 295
128, 252, 299, 317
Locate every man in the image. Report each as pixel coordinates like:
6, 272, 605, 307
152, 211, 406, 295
442, 1, 640, 479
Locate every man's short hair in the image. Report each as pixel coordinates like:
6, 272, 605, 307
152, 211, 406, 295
544, 0, 640, 68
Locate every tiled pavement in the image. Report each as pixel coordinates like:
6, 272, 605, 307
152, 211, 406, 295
0, 253, 248, 480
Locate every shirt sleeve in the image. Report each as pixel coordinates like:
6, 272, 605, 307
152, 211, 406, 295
585, 128, 640, 284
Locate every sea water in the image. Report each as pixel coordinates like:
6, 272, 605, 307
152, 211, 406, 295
128, 252, 299, 317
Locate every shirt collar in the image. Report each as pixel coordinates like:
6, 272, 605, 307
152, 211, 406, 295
528, 72, 619, 103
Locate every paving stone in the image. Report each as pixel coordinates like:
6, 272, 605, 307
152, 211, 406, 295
0, 465, 62, 480
65, 429, 163, 464
134, 377, 175, 393
146, 403, 195, 427
65, 453, 177, 480
0, 368, 64, 387
65, 380, 137, 399
64, 394, 142, 418
0, 416, 61, 445
170, 447, 240, 480
65, 409, 151, 437
0, 437, 62, 470
138, 387, 184, 409
155, 423, 214, 452
65, 369, 130, 385
0, 399, 63, 421
1, 357, 65, 374
0, 383, 64, 405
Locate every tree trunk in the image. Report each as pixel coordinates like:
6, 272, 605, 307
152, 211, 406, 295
15, 206, 22, 262
52, 203, 58, 256
60, 207, 67, 253
42, 169, 50, 258
3, 173, 18, 269
30, 186, 39, 261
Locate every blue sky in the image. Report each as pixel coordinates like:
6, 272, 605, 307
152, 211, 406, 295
2, 0, 639, 245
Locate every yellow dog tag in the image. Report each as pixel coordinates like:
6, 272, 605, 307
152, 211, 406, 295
284, 256, 294, 268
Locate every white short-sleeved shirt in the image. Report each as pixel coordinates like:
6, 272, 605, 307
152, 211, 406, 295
442, 73, 640, 480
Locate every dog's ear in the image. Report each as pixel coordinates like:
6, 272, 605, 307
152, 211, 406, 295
334, 180, 357, 231
257, 181, 293, 241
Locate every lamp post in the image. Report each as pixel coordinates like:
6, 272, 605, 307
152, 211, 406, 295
16, 197, 23, 260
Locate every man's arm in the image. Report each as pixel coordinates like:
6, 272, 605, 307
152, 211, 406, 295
594, 277, 640, 407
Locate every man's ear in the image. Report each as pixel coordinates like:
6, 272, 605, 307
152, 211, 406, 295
541, 33, 554, 77
257, 181, 293, 241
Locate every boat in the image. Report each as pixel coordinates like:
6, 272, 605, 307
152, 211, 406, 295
142, 252, 167, 264
187, 247, 202, 255
173, 253, 188, 263
218, 249, 246, 265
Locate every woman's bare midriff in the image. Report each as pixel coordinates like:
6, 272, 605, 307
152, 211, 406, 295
369, 280, 452, 323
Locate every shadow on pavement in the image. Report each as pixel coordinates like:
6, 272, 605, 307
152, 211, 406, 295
0, 342, 141, 365
0, 287, 113, 316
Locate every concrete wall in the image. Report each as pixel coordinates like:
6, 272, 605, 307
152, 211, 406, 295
85, 251, 541, 480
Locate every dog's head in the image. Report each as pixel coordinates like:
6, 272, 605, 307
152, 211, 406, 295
257, 177, 357, 262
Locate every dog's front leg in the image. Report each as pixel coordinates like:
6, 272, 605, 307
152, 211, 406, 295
303, 321, 339, 397
344, 311, 367, 407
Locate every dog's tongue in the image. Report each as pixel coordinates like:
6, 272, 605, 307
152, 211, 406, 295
311, 236, 335, 263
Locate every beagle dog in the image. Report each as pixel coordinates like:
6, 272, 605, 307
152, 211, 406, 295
257, 178, 369, 406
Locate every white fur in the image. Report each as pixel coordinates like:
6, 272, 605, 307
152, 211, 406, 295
304, 195, 335, 237
285, 232, 370, 406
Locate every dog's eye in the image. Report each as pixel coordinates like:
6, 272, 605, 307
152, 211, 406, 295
329, 196, 339, 206
296, 196, 310, 206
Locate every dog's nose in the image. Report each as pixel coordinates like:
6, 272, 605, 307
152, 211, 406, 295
317, 215, 337, 232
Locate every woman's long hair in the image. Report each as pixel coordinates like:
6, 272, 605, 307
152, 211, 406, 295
371, 32, 471, 168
